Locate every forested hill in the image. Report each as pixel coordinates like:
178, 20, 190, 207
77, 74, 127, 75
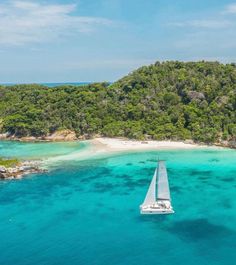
0, 61, 236, 144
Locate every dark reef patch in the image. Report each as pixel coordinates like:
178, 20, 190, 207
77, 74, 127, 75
168, 218, 233, 242
97, 167, 113, 175
147, 159, 157, 163
220, 177, 235, 183
122, 178, 150, 190
79, 170, 112, 183
61, 191, 73, 197
123, 180, 137, 189
189, 169, 212, 177
171, 186, 182, 192
79, 175, 98, 183
58, 209, 79, 220
92, 182, 116, 193
140, 167, 152, 172
112, 190, 130, 195
166, 168, 175, 174
136, 178, 150, 186
115, 174, 133, 180
201, 179, 209, 183
221, 200, 232, 209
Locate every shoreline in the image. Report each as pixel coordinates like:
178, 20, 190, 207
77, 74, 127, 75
1, 132, 234, 149
90, 138, 207, 152
43, 137, 221, 166
0, 137, 228, 179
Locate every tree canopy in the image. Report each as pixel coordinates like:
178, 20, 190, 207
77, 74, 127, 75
0, 61, 236, 143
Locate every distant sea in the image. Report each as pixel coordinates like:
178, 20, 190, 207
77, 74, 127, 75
43, 82, 92, 87
1, 82, 92, 87
0, 141, 236, 265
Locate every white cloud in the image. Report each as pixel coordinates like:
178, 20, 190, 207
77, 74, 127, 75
225, 3, 236, 14
169, 3, 236, 30
169, 19, 232, 29
0, 1, 113, 45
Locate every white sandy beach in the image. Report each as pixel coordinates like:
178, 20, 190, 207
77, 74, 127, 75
92, 138, 204, 152
44, 137, 206, 165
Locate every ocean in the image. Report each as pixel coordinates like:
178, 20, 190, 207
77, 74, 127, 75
1, 82, 92, 87
0, 141, 236, 265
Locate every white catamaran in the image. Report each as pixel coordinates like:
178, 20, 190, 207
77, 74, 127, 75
140, 160, 174, 214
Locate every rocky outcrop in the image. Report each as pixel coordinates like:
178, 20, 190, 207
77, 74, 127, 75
216, 96, 229, 106
213, 140, 236, 149
0, 133, 9, 140
0, 130, 78, 142
187, 91, 205, 101
20, 136, 37, 141
0, 166, 6, 172
44, 130, 77, 141
0, 166, 8, 179
184, 139, 195, 144
228, 141, 236, 148
0, 161, 45, 180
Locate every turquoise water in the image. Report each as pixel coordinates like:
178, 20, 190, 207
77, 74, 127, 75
0, 141, 88, 159
0, 142, 236, 265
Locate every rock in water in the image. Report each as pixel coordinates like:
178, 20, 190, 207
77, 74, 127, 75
0, 166, 7, 173
0, 172, 8, 179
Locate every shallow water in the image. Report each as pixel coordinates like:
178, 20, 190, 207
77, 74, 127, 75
0, 141, 87, 159
0, 142, 236, 265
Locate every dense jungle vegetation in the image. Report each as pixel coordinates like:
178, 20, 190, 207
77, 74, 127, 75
0, 61, 236, 143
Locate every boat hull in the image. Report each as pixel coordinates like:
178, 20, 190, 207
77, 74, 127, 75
140, 201, 174, 215
140, 208, 174, 215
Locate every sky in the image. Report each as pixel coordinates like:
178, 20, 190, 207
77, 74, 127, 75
0, 0, 236, 83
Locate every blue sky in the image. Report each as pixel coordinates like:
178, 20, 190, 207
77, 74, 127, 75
1, 0, 236, 83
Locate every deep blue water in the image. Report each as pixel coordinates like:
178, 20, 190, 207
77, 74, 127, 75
0, 143, 236, 265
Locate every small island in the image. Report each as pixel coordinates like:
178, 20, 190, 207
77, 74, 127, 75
0, 61, 236, 149
0, 157, 44, 180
